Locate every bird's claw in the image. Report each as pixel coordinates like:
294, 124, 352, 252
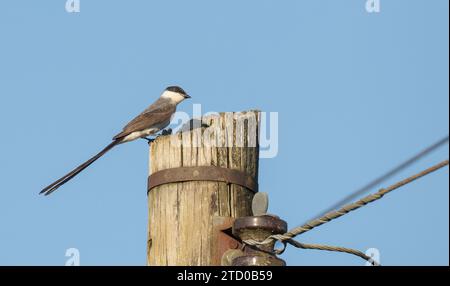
143, 137, 155, 144
142, 128, 171, 145
161, 128, 172, 136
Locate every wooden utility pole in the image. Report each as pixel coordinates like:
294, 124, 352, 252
146, 110, 260, 265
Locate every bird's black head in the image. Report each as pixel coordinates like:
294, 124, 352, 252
165, 86, 190, 98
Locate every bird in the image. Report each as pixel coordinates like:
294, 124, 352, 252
40, 86, 191, 196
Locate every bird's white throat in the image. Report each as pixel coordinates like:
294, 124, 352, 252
161, 90, 186, 105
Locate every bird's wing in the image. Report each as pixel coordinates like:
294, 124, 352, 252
113, 99, 176, 140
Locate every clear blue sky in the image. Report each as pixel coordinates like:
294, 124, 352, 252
0, 0, 448, 266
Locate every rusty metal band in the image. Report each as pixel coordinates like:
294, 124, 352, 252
147, 166, 258, 194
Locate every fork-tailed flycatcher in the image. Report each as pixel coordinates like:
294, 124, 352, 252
40, 86, 191, 196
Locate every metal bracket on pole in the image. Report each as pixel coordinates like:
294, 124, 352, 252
212, 216, 243, 266
148, 166, 258, 194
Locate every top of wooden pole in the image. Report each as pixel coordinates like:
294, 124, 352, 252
147, 110, 260, 265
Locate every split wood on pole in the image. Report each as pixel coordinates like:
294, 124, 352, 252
147, 110, 260, 265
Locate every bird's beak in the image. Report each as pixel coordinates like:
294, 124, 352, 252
184, 94, 191, 99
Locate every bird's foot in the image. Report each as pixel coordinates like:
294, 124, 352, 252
161, 128, 172, 136
142, 128, 172, 145
143, 137, 155, 144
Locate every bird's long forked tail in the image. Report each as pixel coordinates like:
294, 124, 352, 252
40, 140, 120, 196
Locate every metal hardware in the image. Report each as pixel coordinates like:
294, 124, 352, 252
231, 215, 287, 266
148, 166, 258, 194
212, 217, 243, 266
